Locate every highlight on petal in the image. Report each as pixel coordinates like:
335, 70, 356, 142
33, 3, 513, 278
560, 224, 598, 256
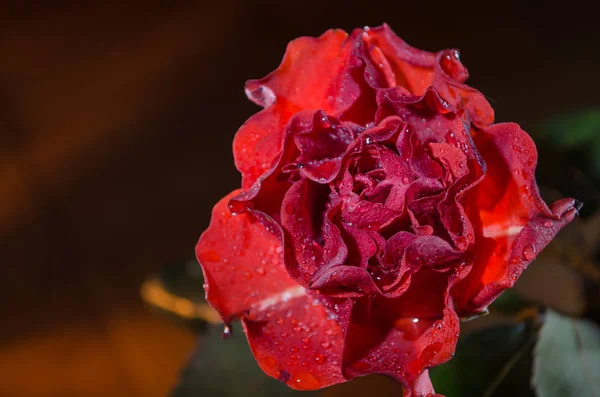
242, 293, 350, 390
196, 190, 298, 323
454, 123, 579, 315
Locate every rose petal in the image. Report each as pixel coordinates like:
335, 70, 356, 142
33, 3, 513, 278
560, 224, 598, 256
280, 179, 331, 285
362, 24, 436, 95
454, 123, 578, 314
363, 24, 493, 128
235, 29, 364, 187
342, 270, 459, 396
196, 190, 297, 323
242, 293, 350, 390
233, 106, 292, 189
246, 29, 358, 114
433, 50, 495, 128
292, 110, 362, 183
429, 143, 469, 182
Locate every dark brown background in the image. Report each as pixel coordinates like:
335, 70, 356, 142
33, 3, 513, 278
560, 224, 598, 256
1, 2, 598, 396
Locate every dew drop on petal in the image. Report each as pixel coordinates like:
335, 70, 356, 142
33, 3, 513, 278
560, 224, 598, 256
314, 353, 325, 364
523, 245, 536, 261
222, 324, 232, 339
263, 355, 277, 368
291, 372, 321, 390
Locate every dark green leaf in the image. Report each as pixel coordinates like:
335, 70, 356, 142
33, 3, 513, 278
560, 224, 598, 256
490, 288, 531, 315
532, 310, 600, 397
591, 138, 600, 178
542, 110, 600, 148
171, 322, 319, 397
430, 323, 536, 397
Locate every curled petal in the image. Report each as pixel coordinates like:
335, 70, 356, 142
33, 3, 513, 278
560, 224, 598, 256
362, 23, 436, 95
236, 29, 364, 187
196, 190, 298, 323
246, 29, 358, 114
363, 24, 493, 127
281, 179, 331, 285
233, 106, 291, 188
291, 110, 362, 183
433, 50, 495, 128
454, 123, 578, 314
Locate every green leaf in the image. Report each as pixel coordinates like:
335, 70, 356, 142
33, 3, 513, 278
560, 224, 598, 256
532, 310, 600, 397
430, 323, 535, 397
171, 322, 319, 397
590, 138, 600, 178
542, 110, 600, 148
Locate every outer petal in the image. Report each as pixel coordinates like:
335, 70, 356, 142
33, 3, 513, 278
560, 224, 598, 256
362, 24, 436, 95
236, 29, 362, 187
363, 24, 494, 128
233, 105, 294, 189
454, 123, 579, 314
342, 269, 462, 396
196, 190, 298, 323
242, 293, 350, 390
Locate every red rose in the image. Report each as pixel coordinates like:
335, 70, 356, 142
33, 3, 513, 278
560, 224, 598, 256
196, 24, 578, 396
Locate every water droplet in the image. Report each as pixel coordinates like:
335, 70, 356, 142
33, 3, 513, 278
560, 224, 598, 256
243, 271, 252, 279
222, 324, 232, 339
314, 354, 325, 364
290, 347, 299, 353
263, 355, 277, 368
256, 267, 265, 275
523, 245, 536, 261
402, 176, 410, 184
291, 372, 321, 390
320, 341, 331, 349
543, 220, 553, 228
456, 236, 468, 250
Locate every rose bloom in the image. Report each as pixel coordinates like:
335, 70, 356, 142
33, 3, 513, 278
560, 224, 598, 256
196, 24, 578, 396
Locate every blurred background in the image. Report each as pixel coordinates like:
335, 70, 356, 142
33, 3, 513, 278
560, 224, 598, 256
1, 2, 598, 397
